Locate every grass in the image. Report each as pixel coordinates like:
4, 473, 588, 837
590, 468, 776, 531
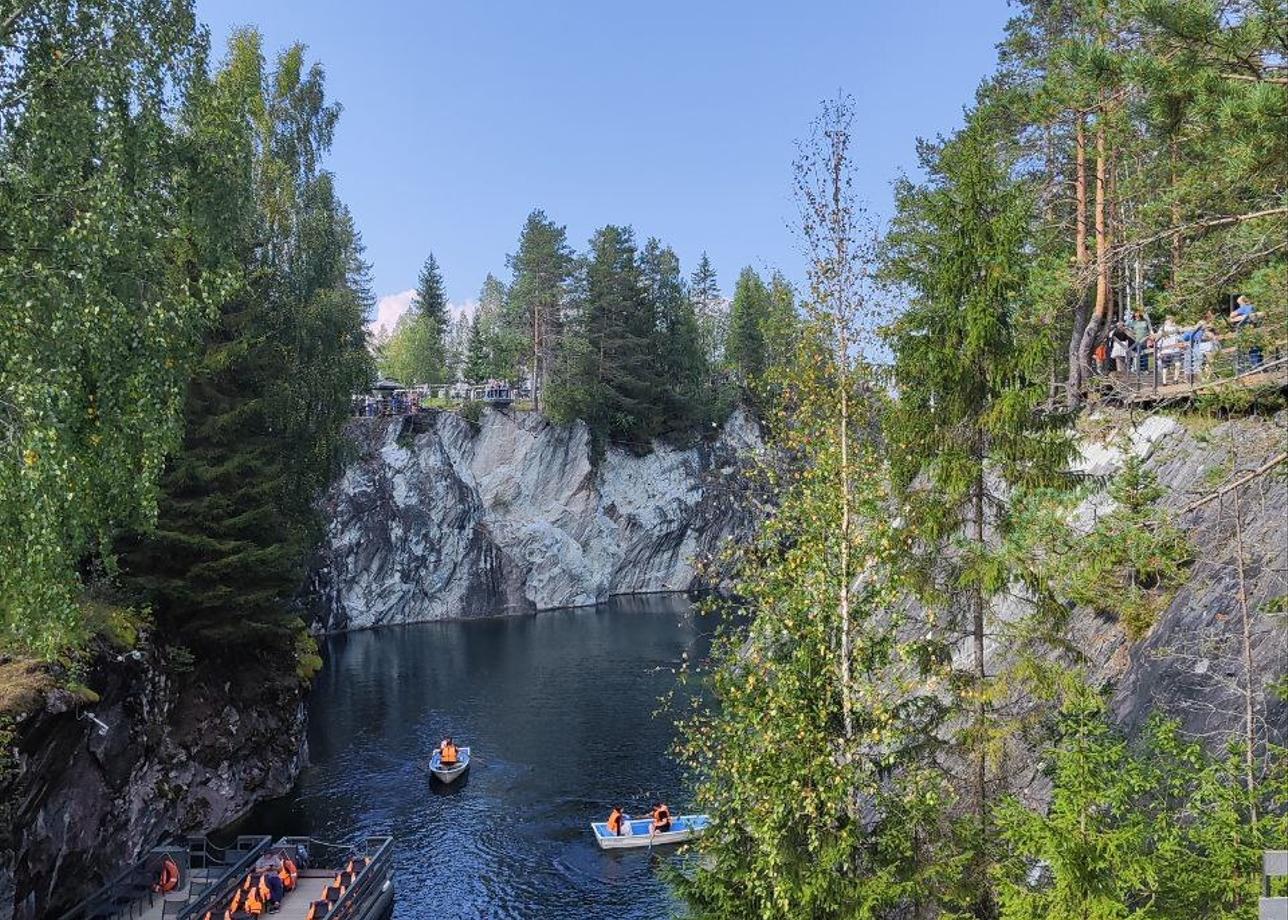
0, 658, 53, 719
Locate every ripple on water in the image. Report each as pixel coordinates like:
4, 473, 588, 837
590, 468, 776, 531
245, 597, 705, 919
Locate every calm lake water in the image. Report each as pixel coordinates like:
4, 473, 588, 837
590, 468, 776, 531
246, 595, 710, 920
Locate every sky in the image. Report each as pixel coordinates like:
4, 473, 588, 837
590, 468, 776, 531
194, 0, 1015, 332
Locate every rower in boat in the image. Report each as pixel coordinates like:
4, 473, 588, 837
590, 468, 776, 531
439, 736, 459, 766
650, 803, 672, 833
606, 807, 630, 836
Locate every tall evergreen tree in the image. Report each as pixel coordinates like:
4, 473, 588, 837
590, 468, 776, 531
641, 238, 710, 432
883, 117, 1074, 914
122, 32, 372, 654
507, 210, 574, 409
689, 252, 726, 363
726, 267, 772, 383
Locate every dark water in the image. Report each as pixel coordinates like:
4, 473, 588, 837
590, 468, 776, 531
247, 595, 709, 919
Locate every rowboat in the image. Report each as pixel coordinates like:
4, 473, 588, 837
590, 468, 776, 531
590, 814, 710, 850
428, 746, 470, 783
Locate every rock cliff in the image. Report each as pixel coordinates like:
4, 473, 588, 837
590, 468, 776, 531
312, 407, 763, 631
976, 409, 1287, 802
0, 644, 306, 920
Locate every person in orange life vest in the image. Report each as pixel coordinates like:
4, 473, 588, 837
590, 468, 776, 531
260, 870, 284, 909
606, 807, 626, 836
153, 855, 180, 893
650, 803, 672, 833
439, 737, 459, 765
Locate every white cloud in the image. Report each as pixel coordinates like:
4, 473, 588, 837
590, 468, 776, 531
369, 293, 479, 337
369, 289, 415, 337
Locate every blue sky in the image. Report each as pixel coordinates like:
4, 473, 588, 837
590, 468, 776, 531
194, 0, 1013, 329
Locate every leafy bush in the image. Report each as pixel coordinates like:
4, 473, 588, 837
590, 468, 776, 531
458, 400, 485, 426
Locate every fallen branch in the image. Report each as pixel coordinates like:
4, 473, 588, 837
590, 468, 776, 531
1178, 452, 1287, 516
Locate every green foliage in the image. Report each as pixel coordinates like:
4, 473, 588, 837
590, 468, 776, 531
1015, 455, 1191, 639
996, 689, 1287, 919
725, 267, 771, 383
119, 30, 372, 656
378, 253, 449, 385
458, 400, 484, 426
676, 322, 960, 919
0, 0, 218, 656
505, 209, 574, 396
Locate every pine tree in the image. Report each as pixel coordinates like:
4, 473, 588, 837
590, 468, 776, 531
689, 252, 726, 363
415, 252, 449, 355
506, 209, 573, 409
726, 267, 771, 383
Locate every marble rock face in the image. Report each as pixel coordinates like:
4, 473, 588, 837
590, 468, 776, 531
313, 408, 762, 631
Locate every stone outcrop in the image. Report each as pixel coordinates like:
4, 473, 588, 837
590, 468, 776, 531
312, 407, 762, 631
0, 643, 306, 920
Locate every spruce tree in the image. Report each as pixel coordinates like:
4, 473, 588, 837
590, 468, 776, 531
726, 267, 771, 383
122, 33, 372, 655
689, 252, 725, 363
883, 116, 1074, 914
640, 238, 710, 433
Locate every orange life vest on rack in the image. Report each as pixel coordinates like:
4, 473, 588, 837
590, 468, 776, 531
244, 886, 264, 916
607, 808, 624, 834
277, 864, 295, 891
651, 804, 672, 832
154, 855, 180, 893
305, 900, 329, 920
228, 891, 244, 913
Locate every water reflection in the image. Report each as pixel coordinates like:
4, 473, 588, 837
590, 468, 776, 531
247, 595, 707, 919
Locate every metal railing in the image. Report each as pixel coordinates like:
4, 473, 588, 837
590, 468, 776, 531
1101, 336, 1286, 402
59, 836, 271, 920
1263, 850, 1287, 920
275, 836, 394, 920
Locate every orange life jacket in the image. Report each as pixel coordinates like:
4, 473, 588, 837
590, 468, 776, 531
652, 804, 672, 830
440, 742, 458, 764
305, 900, 329, 920
245, 887, 264, 916
607, 809, 624, 834
283, 856, 298, 878
228, 891, 243, 913
278, 865, 295, 890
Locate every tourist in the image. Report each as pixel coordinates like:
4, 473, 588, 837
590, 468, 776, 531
1128, 309, 1152, 371
1108, 321, 1136, 376
1156, 320, 1185, 384
607, 806, 626, 836
650, 802, 672, 834
439, 736, 458, 766
1229, 294, 1263, 370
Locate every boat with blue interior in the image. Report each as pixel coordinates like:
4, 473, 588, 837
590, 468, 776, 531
590, 814, 710, 850
59, 834, 393, 920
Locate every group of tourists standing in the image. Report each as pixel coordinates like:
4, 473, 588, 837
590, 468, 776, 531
1094, 294, 1265, 384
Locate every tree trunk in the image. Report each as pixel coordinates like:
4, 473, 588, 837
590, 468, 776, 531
1074, 112, 1111, 395
1066, 114, 1091, 407
1170, 137, 1183, 285
532, 301, 541, 412
1233, 489, 1258, 825
972, 471, 991, 918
